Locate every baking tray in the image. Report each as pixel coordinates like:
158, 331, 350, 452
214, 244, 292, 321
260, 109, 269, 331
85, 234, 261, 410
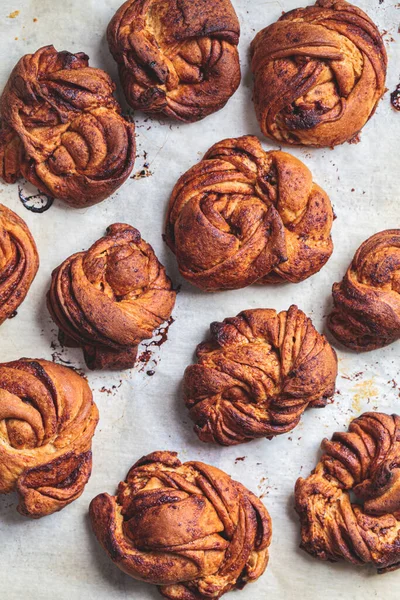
0, 0, 399, 598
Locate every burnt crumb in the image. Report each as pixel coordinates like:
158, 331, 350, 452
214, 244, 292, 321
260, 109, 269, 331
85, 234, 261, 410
381, 29, 395, 43
131, 165, 153, 180
99, 381, 123, 396
235, 456, 246, 463
136, 317, 175, 375
131, 150, 153, 179
391, 84, 400, 111
137, 349, 153, 367
8, 310, 18, 319
18, 185, 54, 213
150, 317, 175, 348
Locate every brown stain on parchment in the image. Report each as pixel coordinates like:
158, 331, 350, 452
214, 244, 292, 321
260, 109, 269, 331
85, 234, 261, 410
351, 378, 378, 413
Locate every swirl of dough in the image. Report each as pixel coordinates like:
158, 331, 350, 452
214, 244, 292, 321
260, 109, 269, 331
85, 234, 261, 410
0, 45, 135, 207
295, 412, 400, 573
107, 0, 241, 122
184, 305, 337, 445
250, 0, 387, 147
328, 230, 400, 351
166, 135, 333, 291
0, 203, 39, 325
47, 223, 176, 370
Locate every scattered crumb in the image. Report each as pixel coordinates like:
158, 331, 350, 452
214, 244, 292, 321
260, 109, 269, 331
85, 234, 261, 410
235, 456, 246, 463
131, 164, 153, 180
7, 10, 19, 18
98, 381, 123, 396
33, 17, 37, 22
391, 83, 400, 111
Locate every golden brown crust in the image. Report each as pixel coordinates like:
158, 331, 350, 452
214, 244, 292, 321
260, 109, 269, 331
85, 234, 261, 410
47, 223, 176, 370
0, 45, 135, 207
295, 412, 400, 573
0, 358, 98, 518
107, 0, 241, 122
250, 0, 387, 147
165, 135, 333, 291
89, 450, 271, 599
328, 230, 400, 351
0, 204, 39, 324
184, 305, 337, 445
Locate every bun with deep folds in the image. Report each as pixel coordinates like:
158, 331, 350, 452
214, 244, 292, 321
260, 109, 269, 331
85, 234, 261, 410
0, 203, 39, 324
250, 0, 387, 147
107, 0, 241, 122
328, 230, 400, 351
165, 135, 333, 290
184, 305, 337, 445
90, 450, 271, 599
0, 358, 98, 518
295, 412, 400, 573
0, 45, 135, 207
47, 223, 176, 370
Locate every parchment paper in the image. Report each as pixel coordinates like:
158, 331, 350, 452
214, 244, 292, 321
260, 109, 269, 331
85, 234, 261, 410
0, 1, 399, 598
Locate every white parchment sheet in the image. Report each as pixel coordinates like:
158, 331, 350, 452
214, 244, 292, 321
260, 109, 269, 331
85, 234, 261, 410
0, 1, 399, 598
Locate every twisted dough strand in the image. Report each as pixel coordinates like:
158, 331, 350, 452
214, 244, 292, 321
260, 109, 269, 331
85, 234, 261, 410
0, 358, 98, 518
0, 204, 39, 324
166, 135, 333, 291
0, 45, 135, 207
90, 451, 271, 599
184, 305, 338, 445
295, 412, 400, 573
107, 0, 241, 122
250, 0, 387, 147
47, 223, 176, 370
328, 230, 400, 351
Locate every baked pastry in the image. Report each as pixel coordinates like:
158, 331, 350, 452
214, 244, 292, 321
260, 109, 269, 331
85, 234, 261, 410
107, 0, 241, 122
165, 135, 333, 290
184, 305, 337, 445
0, 204, 39, 324
47, 223, 176, 370
251, 0, 387, 147
328, 230, 400, 351
0, 45, 135, 208
0, 358, 98, 518
295, 412, 400, 573
90, 450, 271, 599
